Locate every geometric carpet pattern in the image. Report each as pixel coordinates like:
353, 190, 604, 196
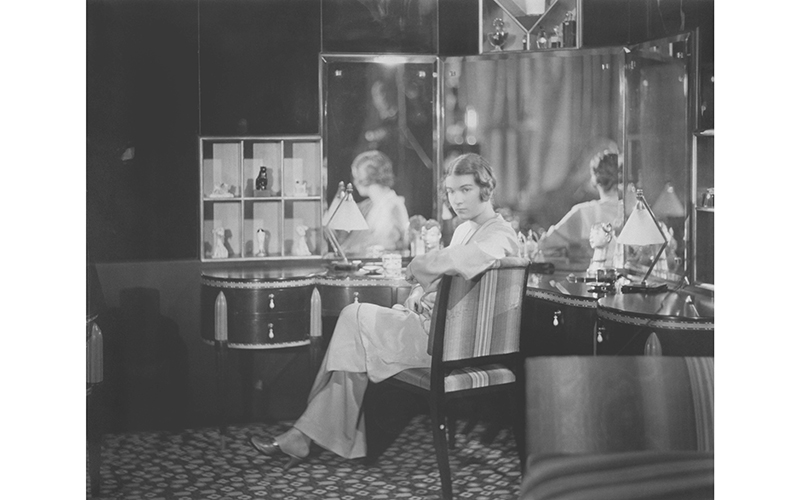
89, 415, 522, 499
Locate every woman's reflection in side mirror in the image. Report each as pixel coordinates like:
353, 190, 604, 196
537, 150, 624, 266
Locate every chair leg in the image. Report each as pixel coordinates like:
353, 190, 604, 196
446, 413, 456, 449
430, 398, 453, 500
506, 383, 527, 467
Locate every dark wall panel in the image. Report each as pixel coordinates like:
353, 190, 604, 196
87, 0, 200, 262
199, 0, 321, 136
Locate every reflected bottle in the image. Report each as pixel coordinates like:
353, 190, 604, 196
562, 11, 576, 48
536, 28, 548, 49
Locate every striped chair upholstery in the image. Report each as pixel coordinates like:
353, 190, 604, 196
521, 357, 714, 500
374, 257, 530, 500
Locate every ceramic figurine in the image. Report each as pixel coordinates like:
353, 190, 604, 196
255, 228, 268, 257
587, 222, 614, 276
292, 224, 311, 256
255, 167, 269, 191
421, 220, 442, 253
209, 183, 234, 198
294, 180, 309, 197
212, 227, 229, 259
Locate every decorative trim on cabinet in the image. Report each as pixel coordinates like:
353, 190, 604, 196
526, 288, 597, 309
597, 308, 714, 331
202, 338, 311, 349
201, 277, 315, 289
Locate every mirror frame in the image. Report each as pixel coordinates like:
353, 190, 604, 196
319, 53, 442, 260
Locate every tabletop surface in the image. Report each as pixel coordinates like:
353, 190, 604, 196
598, 291, 714, 321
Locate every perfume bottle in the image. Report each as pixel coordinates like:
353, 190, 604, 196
488, 18, 508, 51
536, 28, 548, 49
549, 26, 562, 48
255, 166, 268, 191
562, 10, 577, 48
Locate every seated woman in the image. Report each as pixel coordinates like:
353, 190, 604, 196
338, 150, 410, 257
250, 153, 520, 466
537, 151, 623, 262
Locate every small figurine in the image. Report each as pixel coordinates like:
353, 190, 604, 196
294, 180, 309, 197
212, 227, 229, 259
255, 166, 269, 191
255, 228, 268, 257
209, 183, 234, 198
421, 220, 442, 253
587, 222, 614, 276
292, 224, 311, 256
408, 215, 427, 256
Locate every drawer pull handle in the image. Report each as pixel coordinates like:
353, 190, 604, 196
269, 294, 275, 310
596, 323, 605, 343
353, 292, 360, 303
552, 310, 562, 327
268, 323, 274, 339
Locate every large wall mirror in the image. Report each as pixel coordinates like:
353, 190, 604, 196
624, 33, 691, 281
443, 48, 624, 270
321, 54, 439, 259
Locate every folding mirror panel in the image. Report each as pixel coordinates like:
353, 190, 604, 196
320, 54, 439, 259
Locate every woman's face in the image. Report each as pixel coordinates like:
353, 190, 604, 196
445, 174, 486, 221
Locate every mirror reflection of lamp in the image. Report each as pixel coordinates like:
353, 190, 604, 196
324, 182, 369, 269
617, 190, 669, 293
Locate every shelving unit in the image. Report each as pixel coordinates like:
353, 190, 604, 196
480, 0, 582, 53
199, 136, 324, 262
691, 129, 714, 287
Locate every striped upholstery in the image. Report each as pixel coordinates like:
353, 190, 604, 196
520, 451, 714, 500
525, 357, 714, 457
393, 363, 516, 393
436, 261, 528, 362
685, 357, 714, 451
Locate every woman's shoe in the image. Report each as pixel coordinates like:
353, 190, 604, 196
250, 435, 306, 470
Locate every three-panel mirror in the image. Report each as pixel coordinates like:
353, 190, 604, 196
320, 34, 693, 281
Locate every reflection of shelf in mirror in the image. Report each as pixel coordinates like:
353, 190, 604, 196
243, 196, 281, 201
694, 129, 714, 136
696, 207, 714, 213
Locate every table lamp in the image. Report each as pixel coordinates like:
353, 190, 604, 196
617, 189, 669, 294
324, 182, 369, 269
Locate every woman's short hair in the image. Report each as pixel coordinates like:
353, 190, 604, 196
590, 151, 619, 192
441, 153, 496, 203
351, 150, 395, 188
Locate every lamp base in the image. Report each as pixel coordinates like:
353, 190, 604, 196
621, 282, 668, 294
328, 260, 362, 271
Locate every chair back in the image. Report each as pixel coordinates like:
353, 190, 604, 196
525, 356, 714, 457
429, 257, 530, 363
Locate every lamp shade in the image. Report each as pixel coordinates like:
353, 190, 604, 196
326, 183, 369, 231
652, 182, 685, 218
617, 196, 666, 246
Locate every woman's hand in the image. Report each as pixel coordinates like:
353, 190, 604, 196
404, 284, 425, 314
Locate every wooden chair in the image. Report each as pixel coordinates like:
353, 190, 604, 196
368, 257, 530, 500
520, 356, 714, 499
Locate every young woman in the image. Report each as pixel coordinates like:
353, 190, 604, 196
250, 153, 520, 466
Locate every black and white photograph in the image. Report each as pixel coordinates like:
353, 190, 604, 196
9, 0, 797, 498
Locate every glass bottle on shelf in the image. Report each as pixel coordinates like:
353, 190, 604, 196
549, 26, 562, 48
536, 28, 548, 49
562, 11, 576, 48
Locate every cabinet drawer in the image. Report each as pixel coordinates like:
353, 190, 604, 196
209, 285, 312, 314
521, 295, 595, 356
229, 310, 310, 346
319, 286, 394, 315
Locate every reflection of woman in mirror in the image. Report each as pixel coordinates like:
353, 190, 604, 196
537, 151, 623, 261
249, 153, 520, 466
338, 150, 410, 256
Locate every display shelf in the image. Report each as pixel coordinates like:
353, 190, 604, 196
200, 136, 323, 262
481, 0, 582, 53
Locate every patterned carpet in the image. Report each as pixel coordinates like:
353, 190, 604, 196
89, 415, 522, 499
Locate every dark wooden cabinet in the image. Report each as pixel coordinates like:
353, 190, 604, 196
596, 292, 714, 356
522, 290, 596, 356
521, 276, 599, 357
